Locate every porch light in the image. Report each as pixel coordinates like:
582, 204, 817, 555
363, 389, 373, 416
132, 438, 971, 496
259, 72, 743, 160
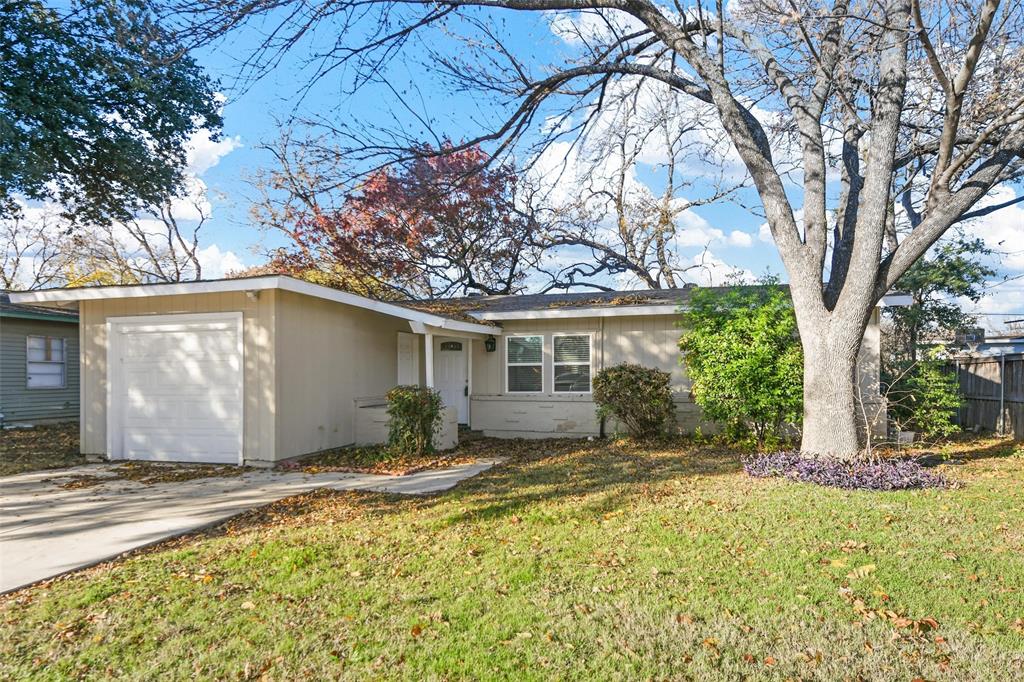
484, 335, 497, 353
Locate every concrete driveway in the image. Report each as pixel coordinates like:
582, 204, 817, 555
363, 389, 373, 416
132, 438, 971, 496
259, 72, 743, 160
0, 459, 500, 593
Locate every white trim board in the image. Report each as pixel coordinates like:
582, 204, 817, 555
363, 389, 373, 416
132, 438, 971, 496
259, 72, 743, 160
11, 275, 498, 336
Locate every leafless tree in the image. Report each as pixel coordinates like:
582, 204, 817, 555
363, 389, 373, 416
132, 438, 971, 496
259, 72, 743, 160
0, 211, 74, 290
535, 79, 751, 290
2, 201, 208, 289
170, 0, 1024, 457
68, 201, 208, 284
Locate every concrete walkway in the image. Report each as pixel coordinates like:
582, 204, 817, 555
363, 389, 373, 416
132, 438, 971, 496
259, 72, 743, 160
0, 459, 501, 593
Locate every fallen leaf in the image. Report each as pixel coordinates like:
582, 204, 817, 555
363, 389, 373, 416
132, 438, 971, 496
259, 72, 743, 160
240, 601, 255, 611
847, 563, 876, 580
410, 624, 423, 638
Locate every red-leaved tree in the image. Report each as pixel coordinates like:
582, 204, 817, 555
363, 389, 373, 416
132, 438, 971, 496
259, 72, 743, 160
270, 143, 541, 299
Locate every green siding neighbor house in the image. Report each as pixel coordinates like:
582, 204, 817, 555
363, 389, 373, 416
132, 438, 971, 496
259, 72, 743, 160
0, 293, 79, 424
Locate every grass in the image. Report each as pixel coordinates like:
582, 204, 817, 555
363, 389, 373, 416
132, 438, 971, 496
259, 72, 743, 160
1, 436, 1022, 680
0, 422, 83, 476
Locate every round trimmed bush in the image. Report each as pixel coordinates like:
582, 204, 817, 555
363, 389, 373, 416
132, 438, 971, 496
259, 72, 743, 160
592, 363, 674, 439
386, 385, 443, 457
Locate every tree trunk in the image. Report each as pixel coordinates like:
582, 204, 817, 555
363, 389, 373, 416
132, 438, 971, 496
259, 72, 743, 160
800, 325, 865, 459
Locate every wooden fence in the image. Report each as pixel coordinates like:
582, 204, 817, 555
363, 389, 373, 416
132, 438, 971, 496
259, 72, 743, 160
948, 353, 1024, 440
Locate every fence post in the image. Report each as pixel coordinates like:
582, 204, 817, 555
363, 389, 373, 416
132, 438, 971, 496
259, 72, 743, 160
999, 353, 1006, 436
956, 358, 962, 426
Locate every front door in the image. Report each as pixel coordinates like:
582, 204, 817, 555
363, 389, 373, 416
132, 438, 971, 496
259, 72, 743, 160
435, 338, 468, 423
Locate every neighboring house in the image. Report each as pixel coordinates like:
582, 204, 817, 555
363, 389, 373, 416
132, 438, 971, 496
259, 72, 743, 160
956, 331, 1024, 358
0, 293, 80, 424
9, 277, 901, 466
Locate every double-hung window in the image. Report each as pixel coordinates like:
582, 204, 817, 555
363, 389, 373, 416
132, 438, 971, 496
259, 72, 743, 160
553, 334, 591, 392
506, 335, 542, 392
26, 336, 66, 389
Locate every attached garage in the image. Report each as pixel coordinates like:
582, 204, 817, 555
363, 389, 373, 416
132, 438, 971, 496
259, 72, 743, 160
108, 313, 243, 464
9, 276, 496, 466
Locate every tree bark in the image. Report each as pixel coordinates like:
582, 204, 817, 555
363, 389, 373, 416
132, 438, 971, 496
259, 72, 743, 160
799, 320, 866, 459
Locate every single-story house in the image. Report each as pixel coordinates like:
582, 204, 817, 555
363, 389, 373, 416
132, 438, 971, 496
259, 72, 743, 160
9, 277, 904, 466
1, 292, 80, 424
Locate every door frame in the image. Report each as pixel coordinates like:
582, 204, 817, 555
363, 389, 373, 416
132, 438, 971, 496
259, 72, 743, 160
106, 312, 245, 464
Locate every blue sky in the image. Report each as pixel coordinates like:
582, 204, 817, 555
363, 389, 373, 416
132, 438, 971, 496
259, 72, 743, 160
190, 9, 782, 280
182, 7, 1021, 328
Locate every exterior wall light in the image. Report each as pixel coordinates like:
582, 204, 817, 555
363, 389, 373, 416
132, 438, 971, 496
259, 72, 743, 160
484, 335, 497, 352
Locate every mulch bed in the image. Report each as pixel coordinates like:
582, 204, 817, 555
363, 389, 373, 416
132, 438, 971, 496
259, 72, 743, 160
278, 445, 480, 476
0, 423, 84, 477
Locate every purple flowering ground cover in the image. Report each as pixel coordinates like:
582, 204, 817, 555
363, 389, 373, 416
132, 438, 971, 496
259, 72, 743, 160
743, 451, 950, 490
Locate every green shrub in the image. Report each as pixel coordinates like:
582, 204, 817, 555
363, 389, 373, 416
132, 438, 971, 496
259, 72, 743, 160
886, 353, 962, 440
593, 364, 675, 439
386, 385, 443, 457
678, 281, 803, 447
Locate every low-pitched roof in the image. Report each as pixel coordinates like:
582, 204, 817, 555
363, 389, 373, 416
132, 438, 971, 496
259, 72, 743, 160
7, 276, 496, 335
412, 285, 912, 321
0, 292, 79, 323
406, 287, 702, 321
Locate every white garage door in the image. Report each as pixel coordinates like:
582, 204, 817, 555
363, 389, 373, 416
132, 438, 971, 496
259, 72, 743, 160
109, 313, 243, 464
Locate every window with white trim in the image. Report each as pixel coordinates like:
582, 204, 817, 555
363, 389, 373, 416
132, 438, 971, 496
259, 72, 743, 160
506, 335, 542, 392
26, 336, 66, 389
553, 334, 591, 392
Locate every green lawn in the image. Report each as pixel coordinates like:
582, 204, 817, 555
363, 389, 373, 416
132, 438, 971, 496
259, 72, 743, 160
2, 437, 1022, 680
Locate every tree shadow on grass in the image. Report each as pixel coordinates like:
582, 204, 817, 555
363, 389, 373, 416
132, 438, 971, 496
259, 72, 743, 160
113, 436, 746, 557
427, 437, 745, 525
198, 436, 746, 536
900, 436, 1021, 467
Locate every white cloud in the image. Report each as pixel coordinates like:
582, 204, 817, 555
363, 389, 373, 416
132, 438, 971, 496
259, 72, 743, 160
197, 243, 246, 279
545, 10, 644, 47
728, 230, 754, 247
956, 278, 1024, 333
965, 186, 1024, 271
679, 250, 754, 286
186, 130, 242, 176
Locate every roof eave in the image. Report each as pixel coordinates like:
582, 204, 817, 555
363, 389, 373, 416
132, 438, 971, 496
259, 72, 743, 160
470, 303, 683, 321
8, 276, 498, 336
0, 310, 79, 323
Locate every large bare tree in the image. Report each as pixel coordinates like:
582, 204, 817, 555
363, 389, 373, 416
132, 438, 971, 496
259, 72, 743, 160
534, 75, 751, 290
2, 201, 209, 288
174, 0, 1024, 457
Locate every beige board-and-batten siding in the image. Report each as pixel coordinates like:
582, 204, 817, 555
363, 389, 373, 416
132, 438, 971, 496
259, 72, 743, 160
80, 289, 422, 465
469, 311, 884, 438
79, 291, 277, 464
273, 290, 418, 460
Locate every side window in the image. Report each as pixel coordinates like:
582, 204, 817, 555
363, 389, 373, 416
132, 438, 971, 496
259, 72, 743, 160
506, 335, 542, 392
26, 336, 66, 389
553, 334, 591, 392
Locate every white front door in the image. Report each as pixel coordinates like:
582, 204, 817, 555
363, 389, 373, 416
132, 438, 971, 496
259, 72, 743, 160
108, 313, 244, 464
434, 337, 468, 423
